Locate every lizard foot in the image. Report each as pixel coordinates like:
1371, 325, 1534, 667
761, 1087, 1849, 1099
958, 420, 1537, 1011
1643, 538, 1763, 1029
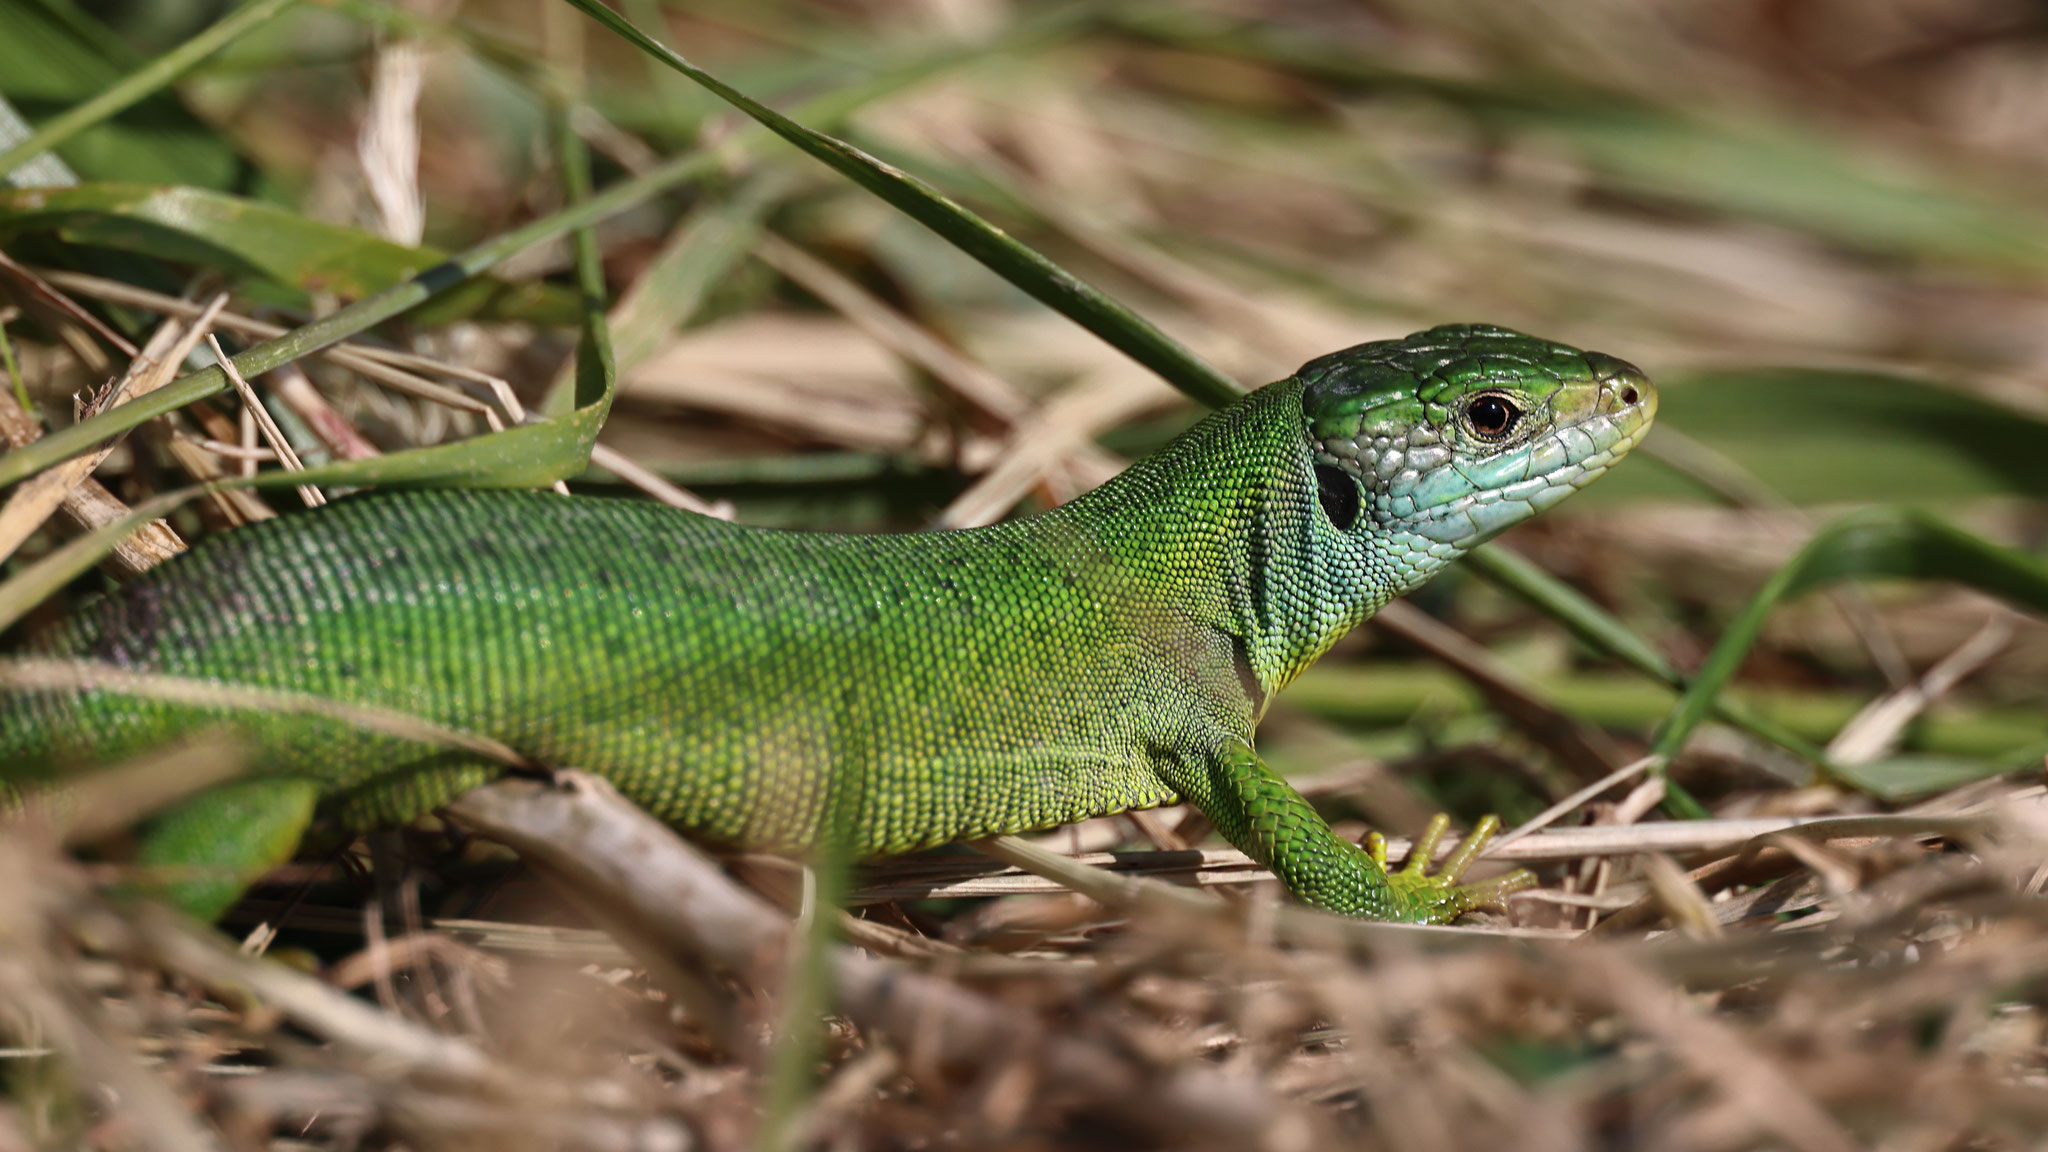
1366, 813, 1535, 924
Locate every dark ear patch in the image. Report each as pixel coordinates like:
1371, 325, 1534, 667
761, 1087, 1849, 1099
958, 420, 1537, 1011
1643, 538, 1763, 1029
1314, 464, 1360, 531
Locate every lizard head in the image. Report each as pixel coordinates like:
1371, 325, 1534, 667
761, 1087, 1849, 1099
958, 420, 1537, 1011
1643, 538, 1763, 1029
1296, 323, 1656, 590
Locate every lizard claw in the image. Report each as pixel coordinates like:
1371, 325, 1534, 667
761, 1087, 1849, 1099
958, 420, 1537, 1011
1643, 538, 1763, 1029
1372, 814, 1535, 924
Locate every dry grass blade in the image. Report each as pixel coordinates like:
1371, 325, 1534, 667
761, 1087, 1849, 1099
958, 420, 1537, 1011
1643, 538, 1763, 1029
0, 387, 182, 573
1373, 598, 1633, 781
0, 834, 220, 1152
938, 368, 1179, 528
33, 269, 512, 420
7, 735, 249, 847
132, 905, 504, 1087
444, 772, 1326, 1150
269, 363, 379, 460
0, 293, 224, 567
1492, 754, 1661, 851
0, 658, 528, 766
588, 441, 729, 517
206, 334, 323, 508
0, 249, 136, 363
624, 314, 926, 451
757, 231, 1036, 425
1827, 615, 2014, 766
1566, 950, 1861, 1152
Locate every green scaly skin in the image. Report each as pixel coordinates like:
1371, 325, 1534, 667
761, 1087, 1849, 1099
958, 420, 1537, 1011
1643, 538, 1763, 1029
0, 325, 1656, 922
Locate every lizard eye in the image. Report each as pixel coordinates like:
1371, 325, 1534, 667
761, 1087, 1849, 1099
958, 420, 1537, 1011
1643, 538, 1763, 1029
1314, 464, 1360, 531
1466, 394, 1521, 440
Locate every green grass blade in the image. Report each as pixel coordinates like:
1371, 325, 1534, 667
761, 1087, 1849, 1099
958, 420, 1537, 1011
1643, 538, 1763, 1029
1460, 545, 1827, 763
159, 104, 620, 491
0, 0, 251, 187
559, 96, 616, 452
542, 170, 793, 416
0, 183, 578, 324
0, 0, 299, 181
1595, 369, 2048, 507
558, 0, 1247, 410
1650, 509, 2048, 764
1831, 753, 2047, 804
1281, 664, 2043, 761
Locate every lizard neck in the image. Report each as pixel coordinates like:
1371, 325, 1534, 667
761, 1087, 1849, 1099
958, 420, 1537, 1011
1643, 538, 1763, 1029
1041, 379, 1394, 713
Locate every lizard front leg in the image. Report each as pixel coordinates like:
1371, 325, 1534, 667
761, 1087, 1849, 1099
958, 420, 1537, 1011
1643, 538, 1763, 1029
1169, 741, 1532, 923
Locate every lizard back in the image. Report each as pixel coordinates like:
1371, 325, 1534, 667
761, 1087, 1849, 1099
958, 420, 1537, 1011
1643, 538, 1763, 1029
0, 384, 1310, 853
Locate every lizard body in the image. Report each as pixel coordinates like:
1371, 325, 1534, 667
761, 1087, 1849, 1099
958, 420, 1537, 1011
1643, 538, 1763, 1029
0, 325, 1655, 921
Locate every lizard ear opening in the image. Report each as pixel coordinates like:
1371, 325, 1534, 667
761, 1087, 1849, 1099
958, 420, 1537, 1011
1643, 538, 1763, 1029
1314, 464, 1361, 531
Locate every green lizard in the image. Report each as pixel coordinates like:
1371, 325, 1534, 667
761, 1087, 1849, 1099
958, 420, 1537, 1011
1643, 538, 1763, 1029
0, 324, 1654, 923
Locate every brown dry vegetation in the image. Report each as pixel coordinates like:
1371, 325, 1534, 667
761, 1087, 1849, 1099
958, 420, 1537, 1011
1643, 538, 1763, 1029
2, 0, 2048, 1148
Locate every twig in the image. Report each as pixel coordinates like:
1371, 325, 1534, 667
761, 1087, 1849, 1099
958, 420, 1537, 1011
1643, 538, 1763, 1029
443, 772, 1327, 1150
